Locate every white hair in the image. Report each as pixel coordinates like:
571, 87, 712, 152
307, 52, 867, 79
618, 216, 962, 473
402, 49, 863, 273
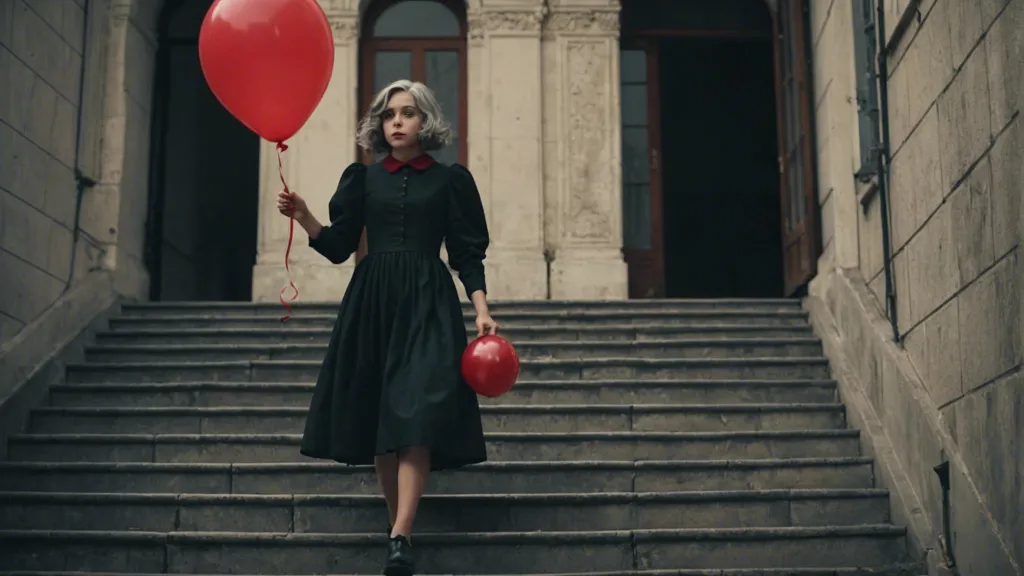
356, 80, 453, 154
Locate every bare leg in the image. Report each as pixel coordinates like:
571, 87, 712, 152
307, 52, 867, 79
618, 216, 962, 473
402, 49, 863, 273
375, 453, 399, 529
390, 446, 431, 539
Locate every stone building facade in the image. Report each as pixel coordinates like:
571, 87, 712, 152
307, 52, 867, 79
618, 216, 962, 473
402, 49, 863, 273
0, 0, 1020, 574
253, 0, 628, 304
807, 0, 1022, 574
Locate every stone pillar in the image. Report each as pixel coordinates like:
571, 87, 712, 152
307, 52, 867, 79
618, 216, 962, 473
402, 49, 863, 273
79, 0, 158, 300
251, 2, 361, 302
542, 2, 628, 300
464, 1, 549, 300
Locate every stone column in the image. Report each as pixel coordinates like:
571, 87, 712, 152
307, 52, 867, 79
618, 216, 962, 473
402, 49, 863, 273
79, 0, 157, 299
251, 1, 361, 302
463, 1, 549, 301
542, 2, 628, 300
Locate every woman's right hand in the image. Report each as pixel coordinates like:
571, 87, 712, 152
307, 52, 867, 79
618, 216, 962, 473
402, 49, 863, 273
277, 190, 309, 221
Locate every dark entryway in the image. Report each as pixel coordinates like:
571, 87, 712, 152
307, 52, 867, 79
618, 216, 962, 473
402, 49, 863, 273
660, 37, 782, 298
620, 0, 819, 299
146, 0, 261, 301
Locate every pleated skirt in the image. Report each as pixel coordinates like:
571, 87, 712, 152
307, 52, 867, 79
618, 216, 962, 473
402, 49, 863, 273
299, 250, 488, 471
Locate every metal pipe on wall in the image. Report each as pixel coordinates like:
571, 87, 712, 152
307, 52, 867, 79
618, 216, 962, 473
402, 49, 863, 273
874, 0, 900, 342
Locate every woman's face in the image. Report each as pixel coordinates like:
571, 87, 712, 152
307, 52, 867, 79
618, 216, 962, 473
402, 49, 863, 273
382, 91, 424, 151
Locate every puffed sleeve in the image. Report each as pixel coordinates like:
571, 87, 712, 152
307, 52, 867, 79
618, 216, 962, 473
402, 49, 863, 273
445, 164, 490, 296
307, 162, 366, 264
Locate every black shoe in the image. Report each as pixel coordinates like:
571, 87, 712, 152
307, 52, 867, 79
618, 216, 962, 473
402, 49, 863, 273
383, 535, 415, 576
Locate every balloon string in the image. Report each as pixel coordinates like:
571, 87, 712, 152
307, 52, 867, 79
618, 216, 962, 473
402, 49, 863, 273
277, 141, 299, 322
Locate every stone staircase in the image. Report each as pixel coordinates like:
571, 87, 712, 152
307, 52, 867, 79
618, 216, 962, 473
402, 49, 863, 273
0, 299, 923, 575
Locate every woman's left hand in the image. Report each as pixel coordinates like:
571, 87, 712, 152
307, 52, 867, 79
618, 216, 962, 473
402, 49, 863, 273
476, 313, 499, 336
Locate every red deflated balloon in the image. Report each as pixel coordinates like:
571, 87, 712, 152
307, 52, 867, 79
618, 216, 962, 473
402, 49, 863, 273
198, 0, 334, 143
461, 335, 520, 398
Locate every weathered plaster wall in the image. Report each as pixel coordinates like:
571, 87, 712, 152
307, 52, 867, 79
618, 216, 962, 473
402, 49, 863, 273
808, 0, 1022, 573
809, 0, 859, 271
0, 0, 90, 345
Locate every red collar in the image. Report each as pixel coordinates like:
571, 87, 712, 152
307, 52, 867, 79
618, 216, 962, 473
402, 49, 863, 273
382, 154, 436, 173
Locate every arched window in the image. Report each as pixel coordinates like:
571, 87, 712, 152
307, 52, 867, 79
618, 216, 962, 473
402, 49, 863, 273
360, 0, 467, 166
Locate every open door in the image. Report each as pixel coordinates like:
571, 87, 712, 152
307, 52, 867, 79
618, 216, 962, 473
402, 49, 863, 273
620, 40, 665, 299
771, 0, 820, 295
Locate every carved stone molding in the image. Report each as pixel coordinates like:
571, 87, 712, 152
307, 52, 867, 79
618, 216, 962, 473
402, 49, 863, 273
319, 0, 358, 13
328, 16, 359, 43
561, 39, 614, 242
544, 10, 619, 35
467, 8, 548, 39
111, 0, 131, 21
316, 0, 359, 43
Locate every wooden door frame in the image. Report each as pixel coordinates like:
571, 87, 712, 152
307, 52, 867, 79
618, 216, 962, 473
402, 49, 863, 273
770, 0, 820, 296
620, 37, 665, 299
617, 7, 819, 299
619, 27, 777, 300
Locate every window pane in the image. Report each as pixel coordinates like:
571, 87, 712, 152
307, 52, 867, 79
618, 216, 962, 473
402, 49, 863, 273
620, 49, 646, 83
621, 127, 650, 184
620, 48, 651, 253
425, 50, 460, 165
620, 84, 648, 127
374, 0, 460, 38
622, 184, 652, 250
795, 136, 805, 225
374, 51, 412, 92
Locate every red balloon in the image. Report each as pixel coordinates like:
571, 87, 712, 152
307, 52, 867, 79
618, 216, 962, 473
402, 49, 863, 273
462, 335, 520, 398
198, 0, 334, 143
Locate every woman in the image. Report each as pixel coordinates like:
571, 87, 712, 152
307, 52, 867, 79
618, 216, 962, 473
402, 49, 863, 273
277, 79, 496, 576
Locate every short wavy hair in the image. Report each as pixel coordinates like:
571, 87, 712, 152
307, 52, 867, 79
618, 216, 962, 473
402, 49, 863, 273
356, 80, 453, 154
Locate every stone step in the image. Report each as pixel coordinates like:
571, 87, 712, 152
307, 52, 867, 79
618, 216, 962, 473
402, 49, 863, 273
82, 339, 824, 363
0, 489, 891, 533
120, 298, 804, 317
64, 357, 831, 383
28, 404, 847, 435
107, 310, 810, 330
96, 324, 816, 345
49, 380, 839, 407
5, 431, 861, 464
0, 457, 878, 495
0, 526, 909, 573
0, 568, 931, 576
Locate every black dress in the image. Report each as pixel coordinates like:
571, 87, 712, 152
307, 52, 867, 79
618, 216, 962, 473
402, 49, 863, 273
299, 154, 488, 471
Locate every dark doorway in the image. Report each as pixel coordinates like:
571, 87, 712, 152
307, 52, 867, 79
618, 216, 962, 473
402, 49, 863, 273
146, 0, 261, 301
659, 37, 782, 298
619, 0, 813, 299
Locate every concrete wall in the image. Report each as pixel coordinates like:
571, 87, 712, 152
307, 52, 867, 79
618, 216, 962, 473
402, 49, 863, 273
808, 0, 1022, 573
809, 0, 860, 271
87, 0, 158, 301
0, 0, 89, 346
0, 0, 165, 431
0, 0, 158, 352
888, 0, 1022, 568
